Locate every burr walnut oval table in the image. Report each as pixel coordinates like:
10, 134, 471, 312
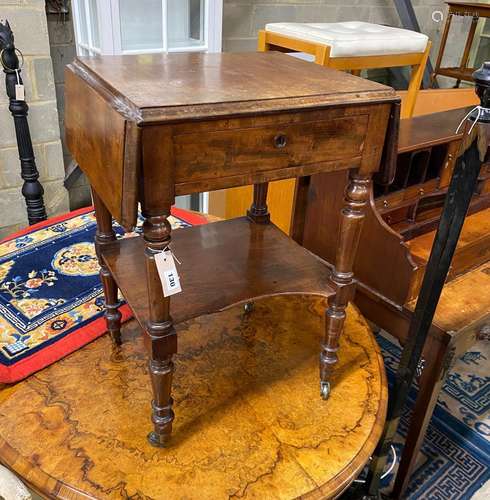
0, 296, 387, 499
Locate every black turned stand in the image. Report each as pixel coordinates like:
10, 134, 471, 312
0, 20, 46, 225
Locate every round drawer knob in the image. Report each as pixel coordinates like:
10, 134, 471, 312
383, 200, 389, 208
419, 188, 425, 196
274, 133, 287, 149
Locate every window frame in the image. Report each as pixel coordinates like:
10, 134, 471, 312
72, 0, 223, 56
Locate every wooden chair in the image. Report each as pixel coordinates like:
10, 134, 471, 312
259, 21, 431, 118
432, 1, 490, 87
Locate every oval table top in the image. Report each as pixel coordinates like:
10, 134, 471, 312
0, 296, 387, 499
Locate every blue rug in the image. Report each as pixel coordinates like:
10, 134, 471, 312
377, 332, 489, 499
0, 207, 207, 383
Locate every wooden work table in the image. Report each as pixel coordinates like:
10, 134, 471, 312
64, 52, 397, 446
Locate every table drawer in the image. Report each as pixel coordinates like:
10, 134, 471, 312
376, 178, 440, 213
173, 112, 369, 190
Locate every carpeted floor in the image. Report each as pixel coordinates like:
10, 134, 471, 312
377, 331, 489, 499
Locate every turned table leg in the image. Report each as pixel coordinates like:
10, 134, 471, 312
321, 173, 370, 399
247, 182, 270, 224
92, 188, 122, 345
142, 209, 177, 447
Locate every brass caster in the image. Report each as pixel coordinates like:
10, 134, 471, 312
244, 302, 254, 314
320, 381, 330, 400
147, 431, 170, 448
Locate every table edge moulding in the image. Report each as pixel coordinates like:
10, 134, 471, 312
64, 51, 398, 447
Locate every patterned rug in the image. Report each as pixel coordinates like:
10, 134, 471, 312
0, 207, 206, 383
377, 332, 489, 499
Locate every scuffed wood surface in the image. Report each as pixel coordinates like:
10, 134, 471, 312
406, 261, 490, 333
0, 297, 386, 499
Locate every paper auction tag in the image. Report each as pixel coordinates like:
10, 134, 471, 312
14, 70, 24, 101
155, 250, 182, 297
15, 84, 25, 100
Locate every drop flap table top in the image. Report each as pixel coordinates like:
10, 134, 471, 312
65, 51, 398, 230
68, 51, 396, 123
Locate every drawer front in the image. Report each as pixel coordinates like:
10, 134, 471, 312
376, 178, 440, 213
172, 111, 370, 193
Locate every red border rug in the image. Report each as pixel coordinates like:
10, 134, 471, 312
0, 206, 206, 383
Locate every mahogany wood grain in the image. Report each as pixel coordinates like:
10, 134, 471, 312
102, 218, 336, 330
64, 69, 127, 225
397, 108, 468, 154
172, 111, 369, 191
217, 106, 466, 235
391, 193, 490, 241
0, 298, 387, 500
72, 52, 395, 123
408, 207, 490, 261
66, 53, 396, 230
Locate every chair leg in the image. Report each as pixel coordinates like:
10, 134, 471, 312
315, 45, 330, 66
432, 13, 453, 87
456, 15, 479, 88
403, 42, 432, 119
257, 30, 269, 52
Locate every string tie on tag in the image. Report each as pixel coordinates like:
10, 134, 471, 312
455, 105, 489, 135
163, 245, 181, 265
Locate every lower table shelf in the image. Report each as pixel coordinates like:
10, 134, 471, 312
101, 217, 335, 329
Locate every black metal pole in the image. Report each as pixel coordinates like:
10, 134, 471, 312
0, 20, 47, 225
361, 62, 490, 499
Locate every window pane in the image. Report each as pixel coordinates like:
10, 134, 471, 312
482, 18, 490, 36
88, 0, 100, 49
77, 0, 89, 45
168, 0, 205, 49
119, 0, 163, 51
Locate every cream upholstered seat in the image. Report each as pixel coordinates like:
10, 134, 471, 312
265, 21, 429, 58
259, 21, 432, 118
